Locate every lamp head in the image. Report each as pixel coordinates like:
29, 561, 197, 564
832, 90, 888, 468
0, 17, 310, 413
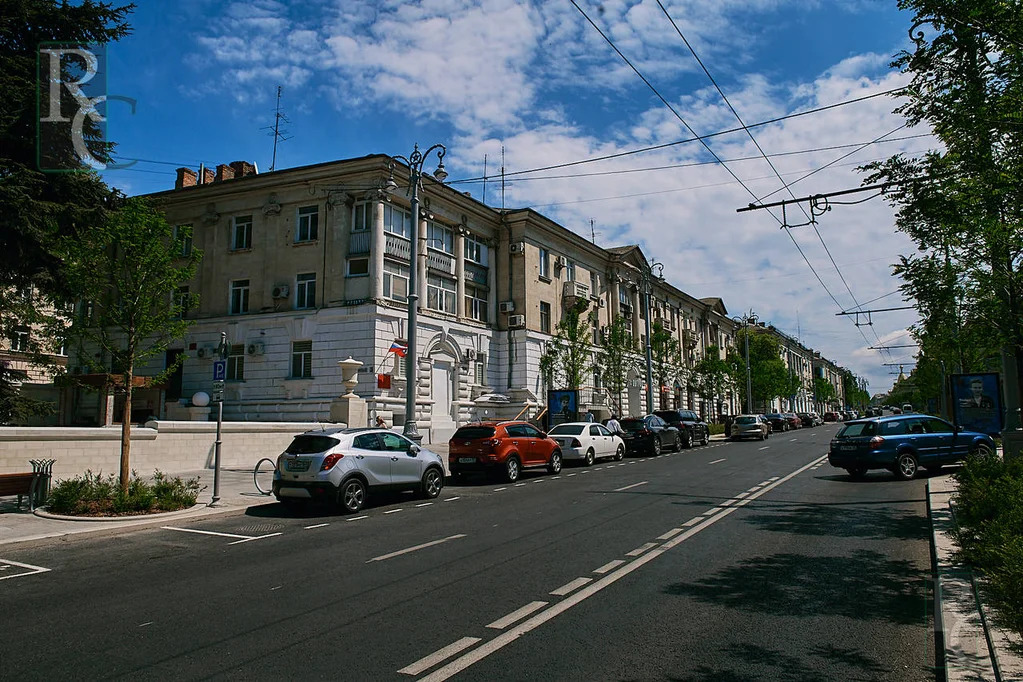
433, 162, 447, 182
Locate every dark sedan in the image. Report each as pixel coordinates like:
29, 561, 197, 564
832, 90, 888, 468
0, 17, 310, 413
828, 414, 995, 480
653, 409, 710, 448
763, 413, 790, 432
620, 415, 681, 455
782, 413, 803, 429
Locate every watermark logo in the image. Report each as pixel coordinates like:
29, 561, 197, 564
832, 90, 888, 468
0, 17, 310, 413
37, 42, 135, 171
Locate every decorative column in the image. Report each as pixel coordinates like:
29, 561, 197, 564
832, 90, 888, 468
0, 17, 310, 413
330, 356, 368, 426
631, 284, 641, 342
371, 195, 385, 300
455, 226, 466, 320
417, 212, 428, 313
611, 272, 621, 319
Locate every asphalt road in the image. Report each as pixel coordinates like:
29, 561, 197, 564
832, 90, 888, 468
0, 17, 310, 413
0, 425, 937, 681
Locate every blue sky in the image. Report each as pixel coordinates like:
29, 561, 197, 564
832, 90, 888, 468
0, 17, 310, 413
101, 0, 927, 394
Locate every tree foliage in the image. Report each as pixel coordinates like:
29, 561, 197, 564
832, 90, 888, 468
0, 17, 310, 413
650, 320, 684, 410
729, 328, 790, 409
595, 315, 635, 416
538, 300, 592, 391
690, 344, 732, 410
62, 197, 199, 490
813, 377, 837, 407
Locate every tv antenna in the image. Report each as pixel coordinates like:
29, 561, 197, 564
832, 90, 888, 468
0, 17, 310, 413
263, 85, 291, 172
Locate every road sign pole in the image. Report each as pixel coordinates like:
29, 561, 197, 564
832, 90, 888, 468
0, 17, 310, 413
210, 332, 228, 507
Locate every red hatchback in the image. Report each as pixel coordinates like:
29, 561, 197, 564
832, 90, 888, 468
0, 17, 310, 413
448, 421, 563, 483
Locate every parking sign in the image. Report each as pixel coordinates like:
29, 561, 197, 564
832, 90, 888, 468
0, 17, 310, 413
213, 360, 227, 381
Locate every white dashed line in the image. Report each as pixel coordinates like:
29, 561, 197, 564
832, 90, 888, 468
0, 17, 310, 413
493, 487, 507, 492
444, 496, 461, 502
139, 622, 153, 627
593, 559, 626, 574
346, 515, 369, 522
626, 542, 658, 557
758, 446, 770, 450
384, 509, 402, 514
550, 577, 593, 596
399, 637, 481, 676
657, 527, 685, 540
304, 523, 330, 529
515, 483, 527, 487
708, 458, 726, 464
682, 518, 701, 527
566, 474, 576, 477
367, 534, 467, 563
613, 481, 648, 492
486, 601, 548, 630
416, 502, 434, 507
735, 492, 750, 499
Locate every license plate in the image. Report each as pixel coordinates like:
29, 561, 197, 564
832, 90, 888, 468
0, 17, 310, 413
459, 457, 476, 464
286, 459, 310, 472
841, 445, 856, 451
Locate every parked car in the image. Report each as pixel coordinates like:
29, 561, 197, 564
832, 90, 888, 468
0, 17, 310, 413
823, 411, 840, 422
763, 413, 790, 432
273, 427, 445, 513
654, 409, 710, 448
731, 414, 770, 440
810, 412, 824, 426
448, 421, 562, 483
902, 404, 914, 414
620, 415, 681, 455
782, 413, 803, 429
548, 422, 625, 466
828, 414, 995, 480
796, 412, 816, 428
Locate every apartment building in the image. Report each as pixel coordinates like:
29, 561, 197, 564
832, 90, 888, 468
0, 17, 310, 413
87, 154, 742, 442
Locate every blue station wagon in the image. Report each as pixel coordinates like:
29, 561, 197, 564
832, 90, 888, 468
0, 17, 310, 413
828, 414, 995, 480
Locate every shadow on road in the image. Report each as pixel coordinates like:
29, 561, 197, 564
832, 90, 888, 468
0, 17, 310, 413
665, 642, 906, 681
741, 500, 930, 541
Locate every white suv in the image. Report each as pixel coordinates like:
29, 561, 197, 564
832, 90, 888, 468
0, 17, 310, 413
273, 427, 445, 513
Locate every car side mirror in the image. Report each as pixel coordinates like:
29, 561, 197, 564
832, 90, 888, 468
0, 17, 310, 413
957, 425, 964, 432
408, 444, 421, 455
539, 432, 547, 439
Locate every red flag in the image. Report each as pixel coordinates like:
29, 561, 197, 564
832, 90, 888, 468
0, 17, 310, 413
389, 341, 407, 358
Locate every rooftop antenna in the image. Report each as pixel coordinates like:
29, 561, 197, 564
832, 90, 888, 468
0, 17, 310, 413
590, 218, 596, 244
501, 146, 506, 211
263, 85, 291, 172
482, 153, 488, 205
796, 309, 801, 342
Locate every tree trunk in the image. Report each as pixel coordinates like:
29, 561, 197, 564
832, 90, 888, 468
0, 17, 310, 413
120, 370, 133, 493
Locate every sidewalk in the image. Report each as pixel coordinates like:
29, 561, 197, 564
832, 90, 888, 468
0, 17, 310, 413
928, 474, 1023, 681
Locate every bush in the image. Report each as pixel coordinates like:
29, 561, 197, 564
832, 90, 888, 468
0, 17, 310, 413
47, 470, 202, 516
708, 424, 725, 436
952, 453, 1023, 640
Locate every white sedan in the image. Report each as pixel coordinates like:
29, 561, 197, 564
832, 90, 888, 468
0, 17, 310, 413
547, 422, 625, 466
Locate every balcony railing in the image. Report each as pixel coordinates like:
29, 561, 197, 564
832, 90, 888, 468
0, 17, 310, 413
465, 261, 489, 286
384, 233, 411, 261
427, 248, 455, 275
349, 230, 370, 255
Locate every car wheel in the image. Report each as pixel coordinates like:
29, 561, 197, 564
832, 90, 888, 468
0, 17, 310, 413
651, 438, 662, 456
701, 430, 709, 446
894, 452, 918, 481
505, 456, 521, 483
672, 434, 681, 452
846, 466, 868, 479
972, 443, 994, 458
421, 467, 443, 499
584, 448, 595, 466
547, 450, 563, 474
682, 431, 693, 449
338, 477, 366, 513
615, 445, 625, 461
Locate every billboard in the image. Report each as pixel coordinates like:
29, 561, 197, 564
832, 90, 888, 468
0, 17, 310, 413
952, 372, 1002, 436
547, 390, 579, 428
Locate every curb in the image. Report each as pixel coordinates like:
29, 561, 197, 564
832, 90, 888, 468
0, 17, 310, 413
34, 503, 205, 522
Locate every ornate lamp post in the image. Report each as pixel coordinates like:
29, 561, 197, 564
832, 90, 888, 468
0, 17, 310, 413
641, 261, 664, 414
731, 311, 758, 414
385, 144, 447, 441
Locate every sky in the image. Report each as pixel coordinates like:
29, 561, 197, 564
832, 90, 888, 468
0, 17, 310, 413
99, 0, 930, 395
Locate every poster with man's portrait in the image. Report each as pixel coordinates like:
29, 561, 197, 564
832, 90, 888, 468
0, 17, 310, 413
952, 373, 1002, 435
548, 390, 579, 427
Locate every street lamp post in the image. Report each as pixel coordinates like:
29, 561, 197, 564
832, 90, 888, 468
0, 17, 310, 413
212, 331, 228, 505
732, 311, 757, 414
642, 261, 663, 414
386, 144, 447, 441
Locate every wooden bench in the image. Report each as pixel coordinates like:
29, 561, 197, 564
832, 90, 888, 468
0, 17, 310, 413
0, 473, 39, 511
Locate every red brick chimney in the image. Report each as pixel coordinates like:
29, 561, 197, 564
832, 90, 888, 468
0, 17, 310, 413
175, 167, 197, 189
229, 160, 257, 177
201, 167, 215, 185
215, 164, 234, 182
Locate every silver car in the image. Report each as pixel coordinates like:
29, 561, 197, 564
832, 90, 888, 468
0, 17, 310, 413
273, 427, 445, 513
731, 414, 769, 441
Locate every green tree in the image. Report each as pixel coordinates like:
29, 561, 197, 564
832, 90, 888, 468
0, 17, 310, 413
863, 0, 1023, 412
62, 197, 199, 491
690, 344, 732, 413
730, 328, 789, 409
538, 300, 592, 392
650, 320, 683, 410
595, 316, 635, 416
813, 377, 837, 407
841, 370, 870, 410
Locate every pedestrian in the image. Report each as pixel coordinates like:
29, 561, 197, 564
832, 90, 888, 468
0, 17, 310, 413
375, 415, 386, 428
606, 414, 624, 436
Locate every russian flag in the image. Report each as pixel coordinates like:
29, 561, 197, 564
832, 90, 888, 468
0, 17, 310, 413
389, 341, 408, 358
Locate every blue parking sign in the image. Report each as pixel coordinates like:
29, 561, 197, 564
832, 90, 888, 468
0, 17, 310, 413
213, 360, 227, 381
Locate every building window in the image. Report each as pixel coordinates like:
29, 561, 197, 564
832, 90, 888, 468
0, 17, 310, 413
174, 224, 193, 257
539, 248, 550, 279
465, 285, 488, 322
232, 216, 252, 251
172, 286, 190, 319
540, 301, 551, 334
352, 202, 370, 232
619, 287, 629, 308
383, 261, 409, 302
296, 205, 319, 242
227, 344, 245, 381
427, 221, 453, 254
291, 340, 312, 378
383, 204, 412, 239
347, 258, 369, 277
465, 235, 488, 265
590, 271, 599, 296
230, 279, 249, 315
426, 275, 456, 314
10, 328, 29, 352
565, 260, 576, 282
296, 273, 316, 309
475, 359, 486, 386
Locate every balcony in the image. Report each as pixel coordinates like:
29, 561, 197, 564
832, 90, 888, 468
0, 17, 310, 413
427, 248, 455, 275
465, 261, 489, 286
349, 230, 370, 255
563, 280, 590, 301
384, 233, 411, 261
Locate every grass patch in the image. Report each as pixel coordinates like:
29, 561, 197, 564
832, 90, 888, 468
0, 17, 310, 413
952, 453, 1023, 642
708, 423, 725, 436
47, 470, 203, 516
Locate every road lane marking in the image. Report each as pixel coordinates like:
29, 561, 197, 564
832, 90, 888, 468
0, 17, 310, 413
0, 559, 51, 581
593, 559, 626, 574
790, 438, 798, 442
346, 515, 369, 522
418, 454, 828, 682
486, 601, 548, 630
758, 480, 771, 486
613, 481, 648, 492
493, 487, 507, 492
758, 446, 770, 450
550, 577, 593, 596
304, 523, 330, 529
682, 518, 701, 527
416, 502, 434, 507
384, 509, 402, 514
399, 637, 481, 676
515, 483, 526, 487
626, 542, 658, 557
701, 509, 717, 516
735, 492, 750, 499
138, 622, 153, 627
768, 476, 780, 482
162, 526, 252, 540
367, 534, 467, 563
566, 473, 576, 477
657, 527, 685, 540
228, 533, 282, 545
708, 458, 726, 464
444, 497, 461, 502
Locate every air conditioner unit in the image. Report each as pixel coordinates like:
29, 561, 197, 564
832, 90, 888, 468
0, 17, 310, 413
246, 342, 265, 356
563, 281, 590, 300
509, 242, 525, 255
465, 348, 477, 361
499, 301, 515, 313
555, 255, 568, 268
195, 346, 216, 359
271, 285, 290, 299
508, 314, 525, 328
